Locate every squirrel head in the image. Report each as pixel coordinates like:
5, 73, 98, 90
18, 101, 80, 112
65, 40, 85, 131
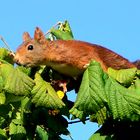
14, 27, 48, 67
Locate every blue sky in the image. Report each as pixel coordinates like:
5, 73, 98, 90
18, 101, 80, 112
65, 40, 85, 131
0, 0, 140, 139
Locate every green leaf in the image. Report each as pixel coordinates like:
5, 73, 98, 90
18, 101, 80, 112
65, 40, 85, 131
90, 107, 108, 125
0, 64, 35, 95
136, 69, 140, 77
31, 73, 65, 109
108, 67, 137, 85
0, 128, 7, 140
105, 77, 140, 120
0, 92, 6, 105
0, 117, 6, 128
36, 125, 48, 140
89, 133, 112, 140
0, 48, 9, 59
50, 21, 74, 40
0, 76, 4, 92
16, 66, 32, 76
0, 48, 14, 64
9, 122, 17, 135
21, 97, 32, 113
69, 107, 87, 123
129, 78, 140, 94
71, 61, 107, 115
0, 63, 13, 81
0, 104, 12, 117
5, 93, 24, 104
12, 119, 22, 125
9, 121, 26, 140
28, 107, 69, 136
46, 115, 69, 135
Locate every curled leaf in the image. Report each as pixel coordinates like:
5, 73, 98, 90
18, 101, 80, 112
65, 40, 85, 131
108, 67, 137, 85
50, 21, 74, 40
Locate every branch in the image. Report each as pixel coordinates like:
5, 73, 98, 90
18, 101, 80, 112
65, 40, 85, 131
68, 117, 90, 124
0, 35, 10, 50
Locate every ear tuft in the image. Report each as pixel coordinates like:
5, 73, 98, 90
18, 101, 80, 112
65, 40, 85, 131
34, 27, 46, 44
22, 32, 31, 42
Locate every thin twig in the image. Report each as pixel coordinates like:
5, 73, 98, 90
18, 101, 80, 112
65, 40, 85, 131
69, 134, 74, 140
68, 118, 90, 124
0, 35, 10, 50
44, 21, 63, 36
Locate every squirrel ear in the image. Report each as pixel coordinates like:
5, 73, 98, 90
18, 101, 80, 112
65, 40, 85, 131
22, 32, 31, 41
34, 27, 46, 44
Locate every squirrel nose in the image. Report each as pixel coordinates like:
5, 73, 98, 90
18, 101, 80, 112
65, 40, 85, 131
14, 58, 19, 65
14, 54, 20, 65
15, 59, 20, 65
14, 59, 22, 66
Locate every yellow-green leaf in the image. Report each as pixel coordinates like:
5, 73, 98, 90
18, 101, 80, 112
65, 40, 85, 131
0, 48, 14, 64
0, 64, 34, 95
0, 92, 6, 105
50, 21, 74, 40
31, 73, 65, 109
108, 67, 137, 85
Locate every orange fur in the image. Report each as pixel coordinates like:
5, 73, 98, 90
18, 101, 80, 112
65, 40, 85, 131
14, 27, 135, 77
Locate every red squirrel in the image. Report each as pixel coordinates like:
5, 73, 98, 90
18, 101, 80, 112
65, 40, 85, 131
14, 27, 136, 77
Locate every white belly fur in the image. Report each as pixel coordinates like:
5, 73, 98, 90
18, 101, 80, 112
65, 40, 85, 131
48, 62, 84, 77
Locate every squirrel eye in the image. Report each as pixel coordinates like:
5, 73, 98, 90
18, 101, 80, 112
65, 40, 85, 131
27, 45, 34, 50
